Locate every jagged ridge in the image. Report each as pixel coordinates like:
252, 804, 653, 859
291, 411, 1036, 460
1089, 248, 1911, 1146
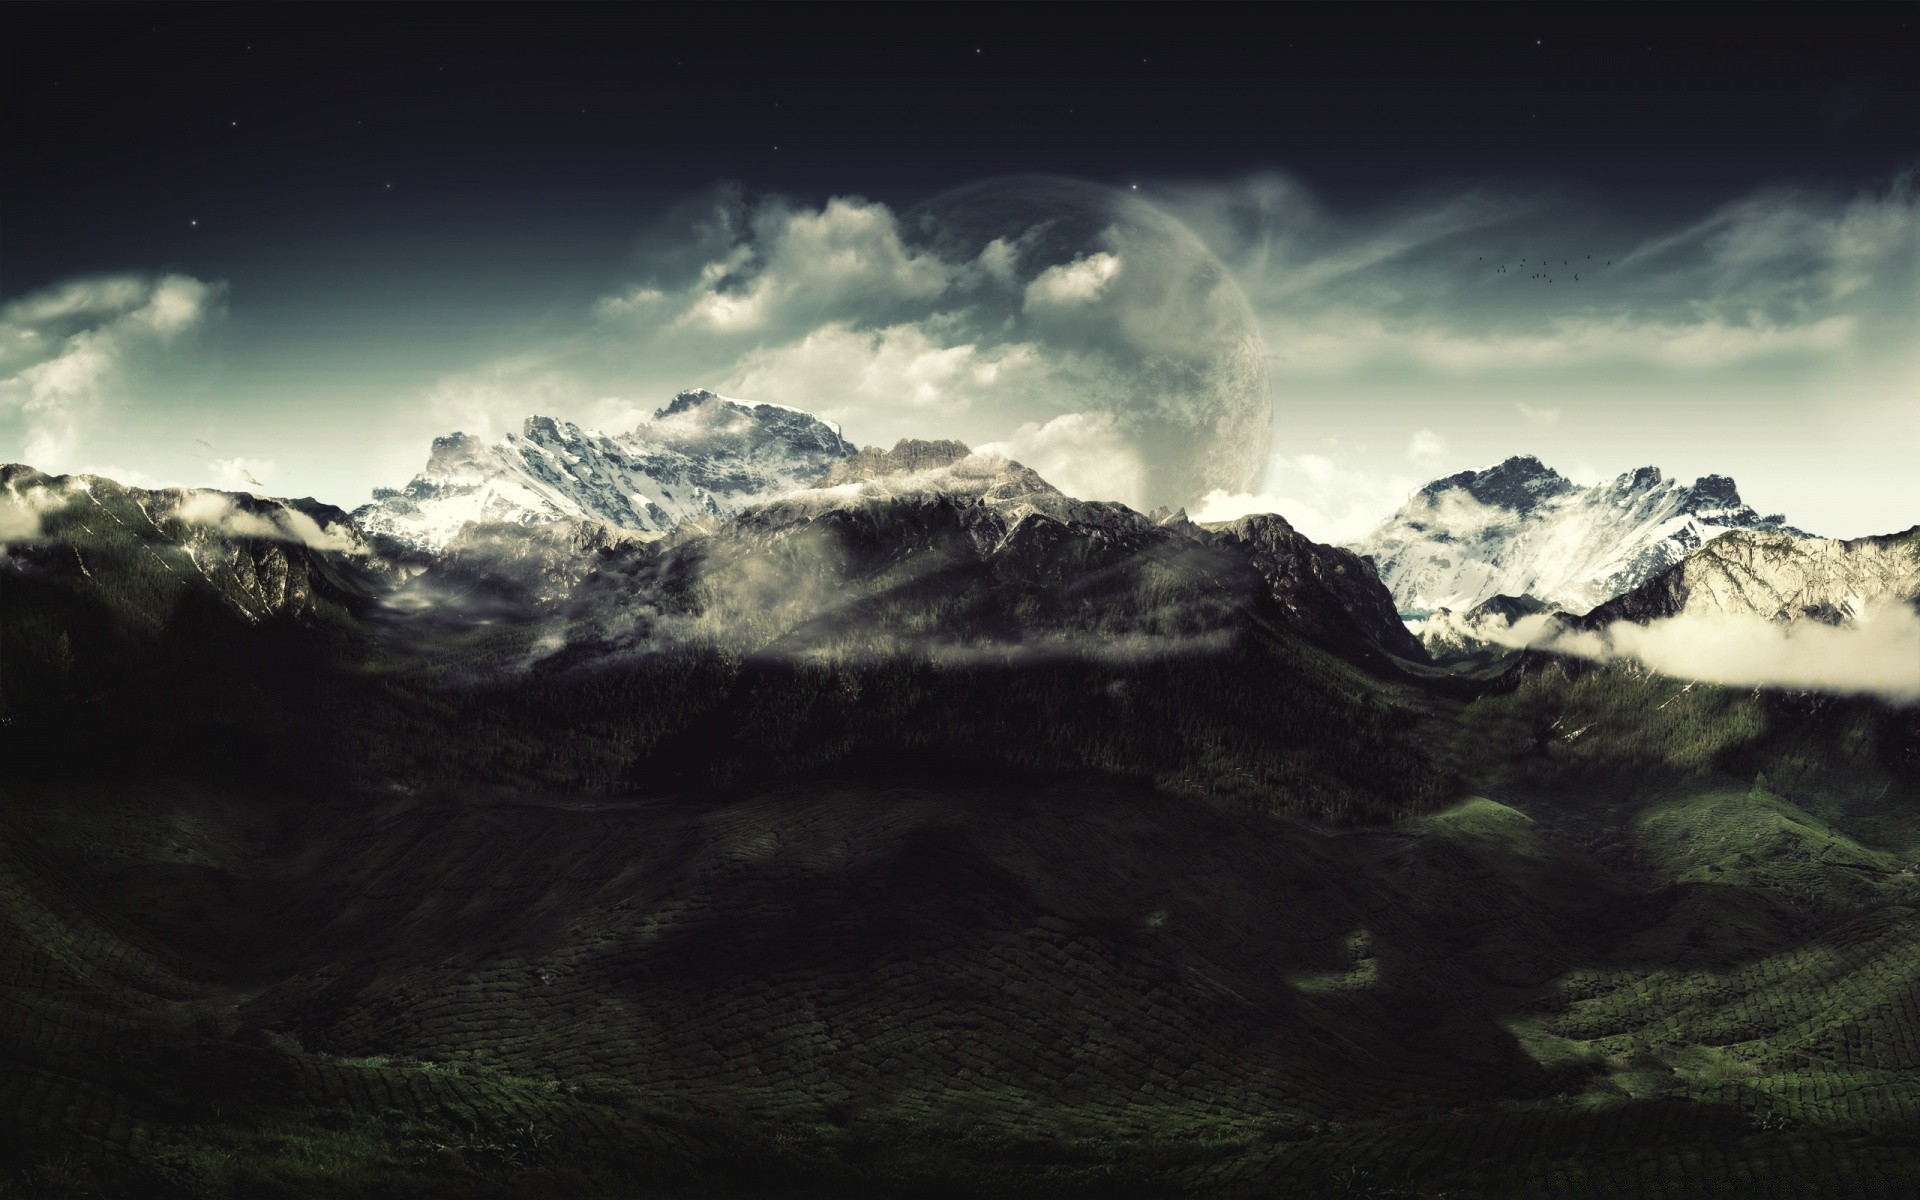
1352, 455, 1808, 615
354, 389, 855, 551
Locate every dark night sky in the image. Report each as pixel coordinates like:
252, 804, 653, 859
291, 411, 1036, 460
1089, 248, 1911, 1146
4, 3, 1917, 536
9, 2, 1915, 286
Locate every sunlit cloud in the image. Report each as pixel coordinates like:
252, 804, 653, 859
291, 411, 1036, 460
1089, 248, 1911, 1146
0, 274, 224, 471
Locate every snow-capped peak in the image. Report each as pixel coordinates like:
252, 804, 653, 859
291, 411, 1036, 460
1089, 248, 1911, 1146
1352, 456, 1810, 616
355, 391, 855, 551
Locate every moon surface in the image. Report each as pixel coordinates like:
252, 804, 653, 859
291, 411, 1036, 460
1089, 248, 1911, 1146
905, 176, 1272, 512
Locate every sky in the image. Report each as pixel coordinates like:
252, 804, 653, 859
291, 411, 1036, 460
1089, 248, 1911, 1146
4, 3, 1916, 540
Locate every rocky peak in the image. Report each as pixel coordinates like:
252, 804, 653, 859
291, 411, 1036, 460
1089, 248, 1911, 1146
1419, 455, 1573, 514
1685, 474, 1743, 511
658, 388, 725, 418
1203, 512, 1424, 662
425, 431, 490, 473
355, 391, 855, 552
522, 415, 577, 443
826, 439, 975, 485
1354, 455, 1816, 616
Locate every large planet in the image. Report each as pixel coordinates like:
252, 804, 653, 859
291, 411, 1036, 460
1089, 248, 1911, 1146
902, 176, 1272, 513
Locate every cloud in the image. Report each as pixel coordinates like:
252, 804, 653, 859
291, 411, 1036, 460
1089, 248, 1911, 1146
171, 490, 359, 552
420, 356, 587, 440
0, 479, 72, 545
1192, 449, 1417, 544
1515, 402, 1560, 429
210, 457, 273, 490
1534, 605, 1920, 704
1164, 171, 1916, 380
0, 274, 224, 471
1024, 252, 1122, 310
592, 286, 666, 319
724, 320, 1044, 419
1161, 173, 1525, 307
978, 411, 1147, 507
1264, 310, 1858, 376
174, 491, 280, 537
573, 181, 1272, 511
1406, 429, 1448, 463
671, 195, 960, 334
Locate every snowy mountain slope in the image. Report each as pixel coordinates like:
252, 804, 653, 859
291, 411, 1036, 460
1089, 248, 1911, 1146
1583, 525, 1920, 627
1350, 456, 1809, 615
354, 389, 854, 551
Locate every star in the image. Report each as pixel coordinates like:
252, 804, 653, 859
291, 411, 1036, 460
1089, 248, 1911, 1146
230, 120, 237, 127
189, 219, 198, 227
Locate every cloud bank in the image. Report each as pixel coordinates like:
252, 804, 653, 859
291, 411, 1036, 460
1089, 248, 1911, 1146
171, 491, 359, 553
1544, 606, 1920, 705
1441, 604, 1920, 706
441, 179, 1273, 513
0, 275, 224, 472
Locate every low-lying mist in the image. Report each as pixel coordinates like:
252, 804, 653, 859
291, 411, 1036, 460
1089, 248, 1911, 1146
1507, 605, 1920, 704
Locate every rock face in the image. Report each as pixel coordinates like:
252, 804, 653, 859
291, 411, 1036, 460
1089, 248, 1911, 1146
677, 439, 1178, 574
1203, 513, 1425, 662
1582, 526, 1920, 628
1418, 594, 1552, 661
1, 465, 382, 625
825, 439, 975, 485
1352, 456, 1807, 616
5, 443, 1432, 676
354, 390, 855, 551
559, 447, 1426, 669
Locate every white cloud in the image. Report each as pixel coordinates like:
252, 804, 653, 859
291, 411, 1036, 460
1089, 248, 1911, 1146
1266, 310, 1858, 376
171, 490, 358, 552
421, 357, 586, 439
0, 480, 71, 545
0, 274, 224, 471
174, 490, 281, 538
724, 321, 1043, 420
1023, 252, 1122, 310
1162, 173, 1525, 307
593, 286, 666, 319
573, 184, 1274, 511
672, 195, 960, 334
978, 411, 1147, 508
1163, 171, 1916, 383
977, 237, 1024, 285
1406, 429, 1448, 463
1192, 449, 1416, 544
1515, 402, 1560, 428
210, 456, 274, 490
1533, 604, 1920, 705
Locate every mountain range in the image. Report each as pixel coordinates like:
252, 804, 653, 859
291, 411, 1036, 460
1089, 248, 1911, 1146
1350, 454, 1807, 617
5, 393, 1920, 1198
354, 389, 855, 551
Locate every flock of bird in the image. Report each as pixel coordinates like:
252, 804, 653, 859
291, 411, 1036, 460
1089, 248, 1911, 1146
1479, 253, 1611, 284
